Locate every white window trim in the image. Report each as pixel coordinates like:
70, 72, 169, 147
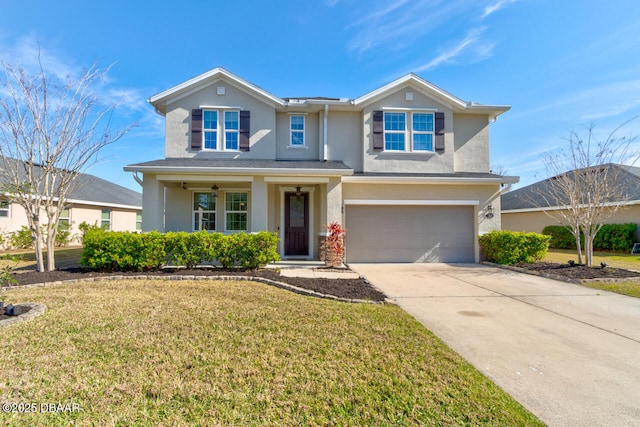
136, 211, 142, 231
224, 191, 249, 232
58, 206, 71, 227
202, 108, 241, 152
101, 209, 111, 231
193, 192, 217, 232
382, 110, 436, 153
289, 114, 306, 147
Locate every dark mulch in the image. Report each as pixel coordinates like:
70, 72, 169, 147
6, 267, 388, 302
513, 262, 640, 280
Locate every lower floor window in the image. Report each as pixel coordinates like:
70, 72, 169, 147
0, 200, 9, 218
193, 192, 217, 231
58, 207, 70, 230
101, 209, 111, 230
225, 192, 248, 231
136, 211, 142, 231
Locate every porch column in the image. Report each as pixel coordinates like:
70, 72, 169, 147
251, 176, 268, 231
326, 177, 342, 225
142, 174, 165, 232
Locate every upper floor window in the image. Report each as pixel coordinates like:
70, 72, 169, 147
203, 109, 240, 151
0, 199, 9, 218
290, 115, 305, 146
383, 111, 434, 152
193, 192, 216, 231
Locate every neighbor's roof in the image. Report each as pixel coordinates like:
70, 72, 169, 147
0, 157, 142, 209
501, 163, 640, 211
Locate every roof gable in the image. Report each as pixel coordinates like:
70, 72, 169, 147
354, 73, 510, 119
149, 67, 286, 114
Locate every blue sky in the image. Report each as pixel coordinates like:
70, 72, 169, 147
1, 0, 640, 192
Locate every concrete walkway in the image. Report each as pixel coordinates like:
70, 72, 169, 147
350, 263, 640, 427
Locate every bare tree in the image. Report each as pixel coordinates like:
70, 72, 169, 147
0, 53, 134, 271
538, 120, 638, 266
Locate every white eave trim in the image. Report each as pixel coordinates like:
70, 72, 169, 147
502, 199, 640, 214
342, 175, 519, 185
345, 199, 479, 206
148, 67, 286, 112
66, 198, 142, 210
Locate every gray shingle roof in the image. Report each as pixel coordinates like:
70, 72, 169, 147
125, 158, 353, 171
501, 163, 640, 210
0, 157, 141, 208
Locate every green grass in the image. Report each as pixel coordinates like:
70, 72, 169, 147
0, 279, 543, 426
0, 247, 83, 270
544, 248, 640, 298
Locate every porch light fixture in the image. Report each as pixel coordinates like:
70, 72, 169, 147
485, 204, 494, 219
211, 184, 219, 198
295, 186, 302, 196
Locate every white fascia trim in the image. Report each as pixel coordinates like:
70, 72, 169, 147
382, 107, 438, 112
126, 165, 353, 177
148, 67, 286, 109
344, 199, 479, 206
342, 176, 518, 185
264, 177, 330, 183
354, 73, 467, 109
502, 199, 640, 214
63, 198, 141, 210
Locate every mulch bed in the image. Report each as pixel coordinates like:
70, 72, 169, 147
6, 267, 388, 302
512, 262, 640, 281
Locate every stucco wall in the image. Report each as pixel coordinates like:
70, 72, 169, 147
502, 205, 640, 240
361, 87, 455, 173
164, 77, 277, 159
453, 113, 490, 173
326, 110, 362, 172
275, 111, 320, 160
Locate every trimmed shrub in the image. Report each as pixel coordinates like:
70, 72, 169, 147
9, 226, 33, 249
479, 230, 550, 265
81, 229, 280, 271
593, 223, 637, 252
543, 223, 637, 252
542, 225, 577, 249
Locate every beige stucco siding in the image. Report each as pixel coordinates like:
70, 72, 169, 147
453, 114, 490, 173
164, 77, 277, 159
361, 87, 455, 173
275, 112, 320, 159
326, 110, 362, 171
502, 205, 640, 240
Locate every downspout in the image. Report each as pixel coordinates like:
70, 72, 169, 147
132, 171, 143, 187
323, 104, 328, 161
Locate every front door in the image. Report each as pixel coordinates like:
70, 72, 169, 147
285, 192, 309, 256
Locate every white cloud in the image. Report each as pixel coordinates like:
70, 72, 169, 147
481, 0, 519, 19
414, 27, 493, 71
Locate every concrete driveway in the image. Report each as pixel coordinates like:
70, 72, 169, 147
350, 263, 640, 427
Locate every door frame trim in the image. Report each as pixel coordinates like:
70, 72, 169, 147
279, 186, 315, 259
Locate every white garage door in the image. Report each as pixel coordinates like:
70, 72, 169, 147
345, 205, 476, 263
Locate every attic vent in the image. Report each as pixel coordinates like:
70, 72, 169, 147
217, 86, 226, 95
405, 92, 414, 101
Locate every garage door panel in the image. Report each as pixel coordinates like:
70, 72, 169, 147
345, 205, 475, 263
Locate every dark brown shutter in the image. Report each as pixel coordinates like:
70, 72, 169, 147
435, 112, 445, 153
372, 110, 384, 151
191, 109, 203, 151
239, 110, 250, 152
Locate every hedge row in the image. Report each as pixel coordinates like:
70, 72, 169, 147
81, 229, 280, 271
542, 223, 637, 252
479, 230, 550, 265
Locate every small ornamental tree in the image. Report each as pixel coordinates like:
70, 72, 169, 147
324, 222, 346, 268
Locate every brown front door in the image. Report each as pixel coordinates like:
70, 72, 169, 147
285, 192, 309, 256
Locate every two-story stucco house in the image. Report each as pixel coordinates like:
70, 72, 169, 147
125, 67, 518, 263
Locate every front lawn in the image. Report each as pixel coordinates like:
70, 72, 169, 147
0, 279, 543, 426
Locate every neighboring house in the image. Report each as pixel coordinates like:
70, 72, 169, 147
125, 67, 517, 263
501, 163, 640, 240
0, 158, 142, 245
